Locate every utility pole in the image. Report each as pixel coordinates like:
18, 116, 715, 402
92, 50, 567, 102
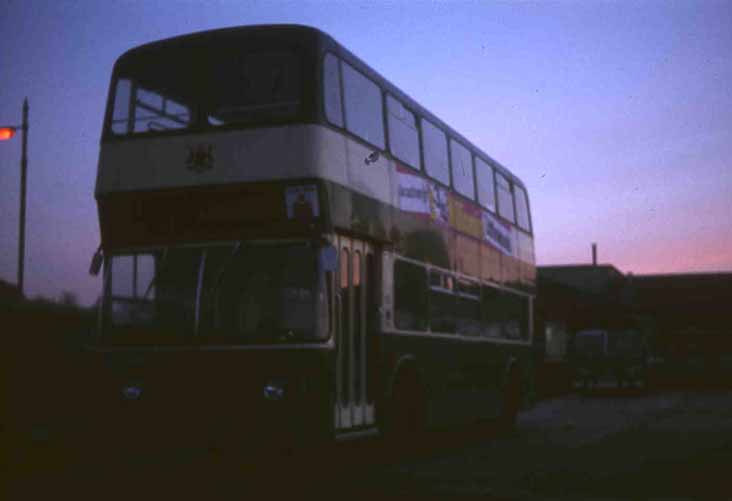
18, 98, 29, 297
0, 98, 29, 297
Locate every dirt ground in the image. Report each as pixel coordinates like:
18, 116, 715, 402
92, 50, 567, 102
5, 389, 732, 500
364, 390, 732, 498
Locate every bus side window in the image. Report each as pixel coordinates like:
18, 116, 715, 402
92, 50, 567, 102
500, 292, 529, 340
514, 185, 531, 233
496, 173, 515, 223
475, 156, 496, 213
393, 260, 428, 331
455, 279, 480, 337
323, 53, 343, 127
450, 139, 474, 200
421, 119, 449, 186
341, 62, 385, 149
480, 285, 502, 339
386, 95, 420, 170
429, 270, 456, 334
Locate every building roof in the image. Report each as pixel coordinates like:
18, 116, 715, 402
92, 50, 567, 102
538, 265, 625, 295
627, 272, 732, 317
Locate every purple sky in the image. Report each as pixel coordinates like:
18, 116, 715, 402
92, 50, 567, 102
1, 1, 730, 305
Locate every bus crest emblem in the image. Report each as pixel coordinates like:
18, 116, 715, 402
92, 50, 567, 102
185, 144, 214, 173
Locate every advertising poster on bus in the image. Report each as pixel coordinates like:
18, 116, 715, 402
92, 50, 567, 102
398, 165, 521, 260
397, 167, 430, 214
449, 194, 483, 240
482, 210, 514, 258
397, 166, 449, 226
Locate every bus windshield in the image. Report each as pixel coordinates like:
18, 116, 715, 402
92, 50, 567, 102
101, 244, 323, 345
109, 46, 301, 136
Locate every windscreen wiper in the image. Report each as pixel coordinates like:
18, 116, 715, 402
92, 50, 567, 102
213, 241, 242, 285
142, 247, 169, 300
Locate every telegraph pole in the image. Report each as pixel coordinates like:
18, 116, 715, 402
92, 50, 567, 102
0, 98, 29, 297
17, 98, 28, 297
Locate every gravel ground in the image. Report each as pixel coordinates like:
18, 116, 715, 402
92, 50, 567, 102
364, 391, 732, 498
5, 391, 732, 500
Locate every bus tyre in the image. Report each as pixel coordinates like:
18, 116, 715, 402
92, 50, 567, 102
637, 368, 650, 394
384, 371, 425, 449
499, 367, 521, 434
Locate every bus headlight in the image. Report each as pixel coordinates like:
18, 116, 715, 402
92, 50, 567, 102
263, 380, 286, 401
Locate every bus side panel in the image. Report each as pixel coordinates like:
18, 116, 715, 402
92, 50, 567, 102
309, 125, 535, 289
97, 126, 311, 195
380, 332, 511, 428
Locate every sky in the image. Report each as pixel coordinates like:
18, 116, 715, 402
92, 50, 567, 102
1, 0, 730, 305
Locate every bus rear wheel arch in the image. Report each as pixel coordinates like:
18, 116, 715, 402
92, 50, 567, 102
382, 363, 426, 441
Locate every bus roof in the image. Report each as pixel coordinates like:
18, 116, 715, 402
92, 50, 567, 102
115, 24, 527, 190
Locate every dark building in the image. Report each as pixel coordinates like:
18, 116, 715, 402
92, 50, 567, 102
535, 264, 634, 363
627, 272, 732, 361
535, 264, 732, 384
539, 264, 625, 297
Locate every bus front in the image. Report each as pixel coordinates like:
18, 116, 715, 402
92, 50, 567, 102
91, 26, 337, 453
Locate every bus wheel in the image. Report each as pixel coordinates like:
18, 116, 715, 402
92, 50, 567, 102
637, 369, 650, 394
498, 367, 521, 434
384, 371, 425, 449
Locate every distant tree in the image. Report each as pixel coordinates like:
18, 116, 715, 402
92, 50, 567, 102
59, 290, 79, 307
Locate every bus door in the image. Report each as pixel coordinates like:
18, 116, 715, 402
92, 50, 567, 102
335, 236, 377, 431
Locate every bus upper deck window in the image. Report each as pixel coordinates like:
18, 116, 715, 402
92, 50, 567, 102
323, 53, 343, 127
475, 157, 496, 213
110, 78, 191, 135
514, 185, 531, 232
496, 173, 515, 223
450, 139, 474, 200
387, 95, 420, 170
341, 62, 385, 149
421, 119, 449, 186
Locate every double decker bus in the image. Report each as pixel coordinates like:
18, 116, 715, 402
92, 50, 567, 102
91, 25, 536, 451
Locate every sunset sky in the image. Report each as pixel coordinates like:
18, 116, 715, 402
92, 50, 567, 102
1, 0, 730, 305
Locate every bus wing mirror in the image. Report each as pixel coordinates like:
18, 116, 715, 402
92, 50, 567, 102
364, 150, 380, 165
320, 245, 338, 273
89, 246, 104, 276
